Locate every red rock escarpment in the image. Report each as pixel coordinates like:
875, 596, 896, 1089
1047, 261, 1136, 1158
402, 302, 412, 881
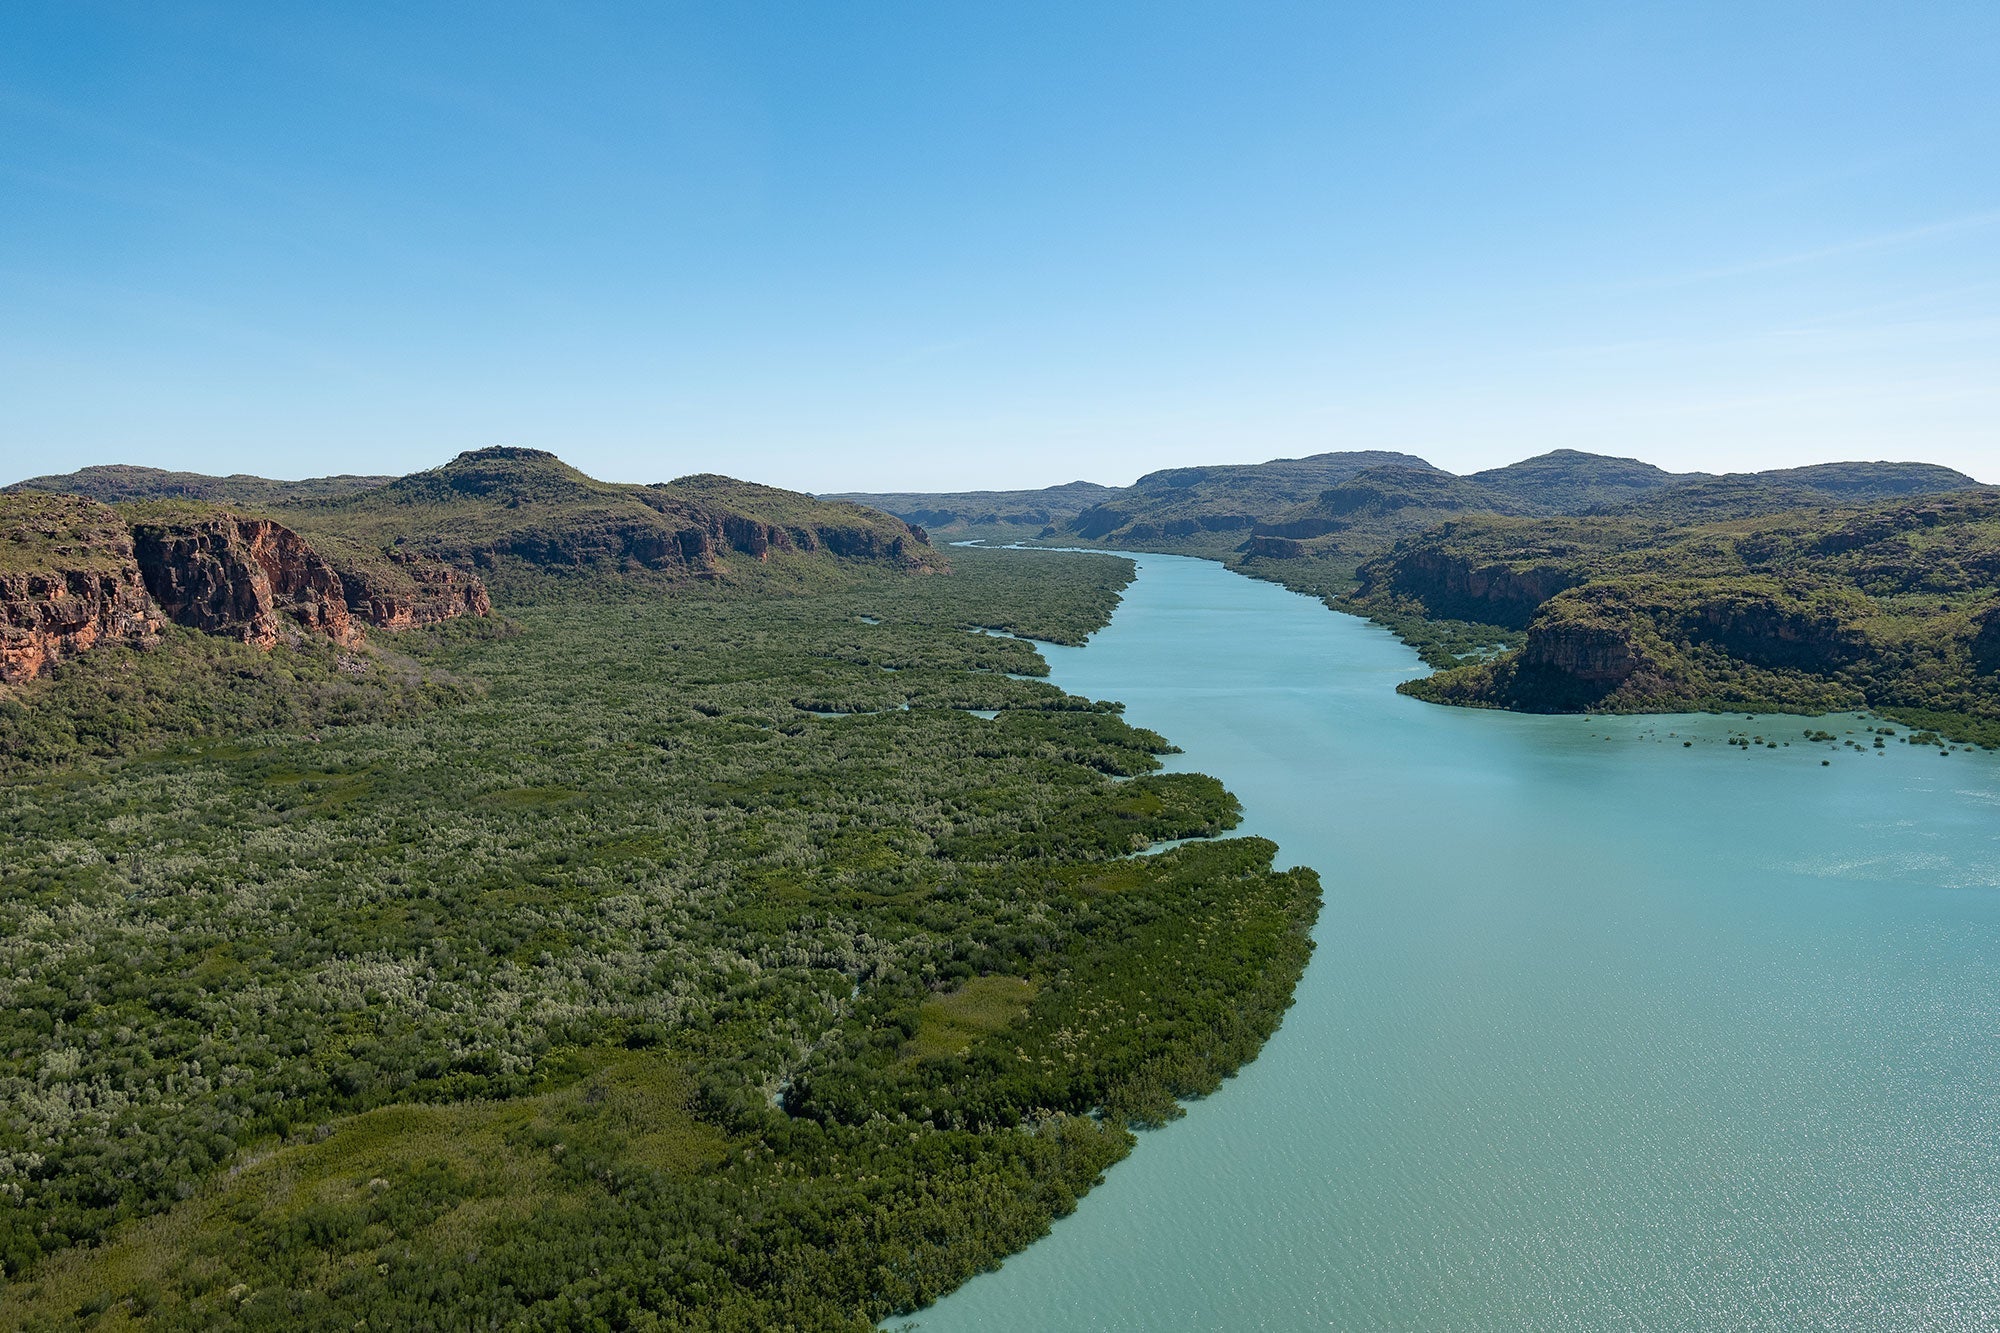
0, 496, 165, 685
337, 551, 492, 629
130, 511, 364, 649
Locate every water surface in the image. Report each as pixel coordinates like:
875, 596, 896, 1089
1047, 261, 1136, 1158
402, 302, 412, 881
914, 552, 2000, 1332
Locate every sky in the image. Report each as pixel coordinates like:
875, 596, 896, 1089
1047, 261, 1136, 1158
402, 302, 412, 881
2, 1, 1996, 492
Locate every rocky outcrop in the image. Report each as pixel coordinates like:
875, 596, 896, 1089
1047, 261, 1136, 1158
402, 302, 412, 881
336, 550, 492, 629
0, 495, 164, 685
1068, 505, 1135, 540
130, 509, 363, 649
374, 459, 942, 579
1521, 617, 1645, 684
1676, 585, 1864, 672
1357, 541, 1581, 628
643, 475, 945, 573
807, 522, 935, 561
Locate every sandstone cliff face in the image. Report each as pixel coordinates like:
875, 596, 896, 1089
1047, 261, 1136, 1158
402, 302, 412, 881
434, 496, 922, 576
0, 496, 164, 685
130, 511, 364, 649
630, 483, 942, 572
337, 551, 492, 629
1676, 588, 1864, 672
1360, 546, 1580, 629
1521, 618, 1645, 683
1068, 506, 1135, 540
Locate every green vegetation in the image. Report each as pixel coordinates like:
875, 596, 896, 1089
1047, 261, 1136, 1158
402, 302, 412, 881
0, 495, 133, 578
905, 976, 1038, 1060
848, 450, 1996, 740
268, 448, 942, 592
1062, 450, 1432, 549
0, 545, 1317, 1330
12, 450, 942, 614
848, 450, 1981, 580
4, 467, 395, 509
1357, 490, 2000, 744
0, 628, 468, 774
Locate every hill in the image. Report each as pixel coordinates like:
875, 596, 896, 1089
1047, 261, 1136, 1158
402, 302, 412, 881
1468, 449, 1690, 510
1064, 450, 1434, 546
275, 448, 943, 591
846, 449, 1981, 583
1353, 487, 2000, 743
1599, 461, 1985, 523
7, 463, 395, 506
826, 480, 1123, 539
838, 444, 1992, 742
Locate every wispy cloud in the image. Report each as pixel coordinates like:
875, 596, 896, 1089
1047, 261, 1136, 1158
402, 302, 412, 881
1629, 209, 2000, 291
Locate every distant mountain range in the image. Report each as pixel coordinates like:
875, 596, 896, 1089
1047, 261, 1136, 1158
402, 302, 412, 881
12, 443, 1997, 743
834, 449, 1983, 561
834, 447, 1999, 743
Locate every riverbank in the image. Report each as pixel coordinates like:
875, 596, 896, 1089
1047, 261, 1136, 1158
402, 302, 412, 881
913, 549, 2000, 1331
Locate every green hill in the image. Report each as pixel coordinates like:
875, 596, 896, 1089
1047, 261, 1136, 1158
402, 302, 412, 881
838, 443, 1993, 742
274, 447, 942, 587
1467, 448, 1690, 510
7, 464, 395, 507
1354, 487, 2000, 744
1064, 450, 1434, 547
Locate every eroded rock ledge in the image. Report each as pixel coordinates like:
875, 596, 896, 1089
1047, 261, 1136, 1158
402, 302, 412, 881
0, 494, 165, 685
0, 495, 490, 687
131, 508, 364, 648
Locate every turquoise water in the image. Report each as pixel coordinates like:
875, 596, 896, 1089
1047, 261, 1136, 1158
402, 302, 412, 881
912, 552, 2000, 1332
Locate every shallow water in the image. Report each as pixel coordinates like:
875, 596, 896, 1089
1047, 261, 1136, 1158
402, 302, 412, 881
909, 552, 2000, 1332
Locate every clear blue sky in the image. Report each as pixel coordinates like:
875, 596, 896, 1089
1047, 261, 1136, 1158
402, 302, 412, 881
2, 2, 1995, 491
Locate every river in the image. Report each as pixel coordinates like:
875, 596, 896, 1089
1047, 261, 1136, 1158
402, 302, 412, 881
911, 550, 2000, 1331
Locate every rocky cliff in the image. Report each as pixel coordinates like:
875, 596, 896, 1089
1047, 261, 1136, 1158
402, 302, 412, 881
128, 505, 364, 648
2, 492, 499, 688
0, 494, 164, 685
661, 473, 944, 571
1676, 583, 1867, 672
3, 448, 949, 687
1521, 614, 1646, 684
335, 548, 493, 628
1385, 489, 2000, 736
1355, 536, 1584, 629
